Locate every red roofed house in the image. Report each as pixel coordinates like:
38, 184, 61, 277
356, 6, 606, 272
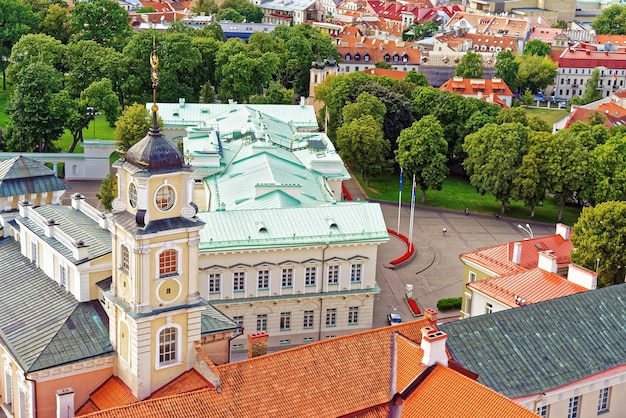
73, 315, 540, 418
440, 76, 513, 107
459, 224, 598, 318
552, 90, 626, 132
556, 43, 626, 101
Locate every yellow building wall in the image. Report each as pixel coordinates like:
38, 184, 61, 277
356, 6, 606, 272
460, 264, 494, 318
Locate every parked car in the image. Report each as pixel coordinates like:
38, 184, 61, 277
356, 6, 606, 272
387, 313, 402, 325
534, 93, 546, 102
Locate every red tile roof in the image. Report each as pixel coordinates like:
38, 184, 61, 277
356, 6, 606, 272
460, 233, 573, 276
337, 34, 421, 65
79, 320, 537, 418
469, 268, 588, 307
565, 108, 614, 129
440, 77, 513, 108
597, 35, 626, 48
558, 47, 626, 69
76, 377, 136, 416
361, 68, 410, 80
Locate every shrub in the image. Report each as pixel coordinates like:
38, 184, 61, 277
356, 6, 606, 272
437, 297, 462, 311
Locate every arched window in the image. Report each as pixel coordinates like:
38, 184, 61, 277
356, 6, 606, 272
159, 249, 177, 277
157, 325, 180, 367
345, 53, 351, 61
384, 54, 390, 62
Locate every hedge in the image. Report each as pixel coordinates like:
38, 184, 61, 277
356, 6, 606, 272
437, 297, 462, 311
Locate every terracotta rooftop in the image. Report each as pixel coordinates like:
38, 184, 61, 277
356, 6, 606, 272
80, 319, 537, 418
361, 67, 410, 80
565, 108, 613, 129
597, 34, 626, 48
460, 232, 573, 276
469, 268, 588, 307
440, 77, 513, 108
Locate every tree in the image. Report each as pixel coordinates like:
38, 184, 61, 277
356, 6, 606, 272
375, 61, 392, 69
403, 21, 438, 41
336, 115, 390, 187
218, 51, 279, 102
216, 8, 244, 22
0, 0, 39, 90
192, 0, 218, 15
495, 50, 519, 92
395, 115, 449, 202
69, 0, 133, 50
463, 123, 529, 213
200, 83, 216, 103
40, 4, 71, 44
496, 107, 528, 125
454, 51, 483, 79
523, 39, 551, 56
571, 201, 626, 287
580, 69, 604, 104
342, 92, 386, 126
115, 103, 151, 151
222, 0, 264, 23
5, 61, 66, 152
192, 36, 223, 86
404, 70, 429, 87
591, 4, 626, 34
199, 22, 226, 41
97, 173, 117, 211
581, 136, 626, 205
512, 132, 553, 216
249, 81, 294, 104
7, 33, 65, 83
516, 55, 558, 93
545, 129, 590, 221
157, 33, 203, 102
521, 88, 535, 105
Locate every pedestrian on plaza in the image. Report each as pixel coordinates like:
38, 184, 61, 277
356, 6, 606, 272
465, 208, 470, 216
442, 227, 447, 236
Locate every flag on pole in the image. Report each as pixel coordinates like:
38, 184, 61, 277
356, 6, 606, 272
411, 175, 416, 207
399, 168, 403, 192
397, 168, 403, 233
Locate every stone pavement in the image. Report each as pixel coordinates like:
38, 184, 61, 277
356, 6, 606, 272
342, 170, 557, 328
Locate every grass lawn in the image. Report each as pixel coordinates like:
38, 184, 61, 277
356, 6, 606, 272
55, 117, 116, 153
358, 173, 582, 226
524, 107, 569, 126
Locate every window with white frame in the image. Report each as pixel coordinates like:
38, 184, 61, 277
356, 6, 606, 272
4, 369, 12, 404
159, 249, 177, 277
256, 314, 267, 331
326, 308, 336, 326
158, 326, 178, 366
348, 306, 359, 324
536, 405, 547, 417
59, 265, 67, 288
121, 245, 130, 272
350, 263, 362, 283
18, 388, 26, 418
281, 268, 293, 287
233, 271, 245, 291
208, 273, 221, 293
485, 303, 493, 314
280, 312, 291, 330
598, 387, 610, 414
327, 265, 339, 284
303, 310, 314, 329
305, 266, 316, 286
568, 396, 580, 418
257, 270, 269, 289
469, 271, 476, 282
31, 241, 37, 266
233, 315, 244, 335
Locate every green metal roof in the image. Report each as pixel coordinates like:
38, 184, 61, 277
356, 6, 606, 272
17, 205, 112, 265
0, 238, 113, 372
0, 156, 70, 198
201, 304, 240, 335
197, 202, 389, 251
440, 283, 626, 399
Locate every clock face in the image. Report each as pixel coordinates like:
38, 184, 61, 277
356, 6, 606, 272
155, 185, 175, 211
129, 183, 138, 209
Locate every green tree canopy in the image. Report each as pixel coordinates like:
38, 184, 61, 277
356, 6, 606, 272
516, 54, 557, 93
115, 103, 151, 151
336, 115, 390, 186
5, 61, 65, 152
395, 115, 449, 202
0, 0, 39, 90
192, 0, 218, 15
591, 4, 626, 34
523, 39, 551, 56
7, 33, 65, 82
40, 3, 71, 44
580, 69, 604, 105
581, 136, 626, 205
463, 122, 529, 212
495, 50, 519, 92
375, 61, 392, 69
454, 51, 483, 79
512, 131, 553, 216
222, 0, 264, 23
404, 70, 429, 87
402, 21, 438, 41
571, 201, 626, 287
249, 81, 294, 104
69, 0, 133, 50
342, 92, 386, 126
216, 8, 244, 22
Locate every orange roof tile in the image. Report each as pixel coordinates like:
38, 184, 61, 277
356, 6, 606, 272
361, 68, 410, 80
440, 77, 513, 108
337, 36, 421, 65
401, 365, 540, 418
77, 377, 136, 415
598, 102, 626, 119
597, 34, 626, 48
565, 108, 613, 129
394, 332, 427, 391
469, 268, 588, 307
461, 233, 573, 276
148, 369, 213, 399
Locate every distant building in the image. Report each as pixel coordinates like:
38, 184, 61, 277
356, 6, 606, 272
439, 76, 514, 107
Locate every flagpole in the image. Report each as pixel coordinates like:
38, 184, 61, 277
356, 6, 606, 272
397, 168, 403, 233
408, 174, 416, 252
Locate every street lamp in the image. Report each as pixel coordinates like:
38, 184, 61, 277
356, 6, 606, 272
517, 223, 533, 239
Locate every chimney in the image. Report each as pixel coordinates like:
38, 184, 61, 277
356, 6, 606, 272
56, 388, 75, 418
247, 332, 269, 359
512, 242, 522, 264
567, 264, 598, 290
70, 193, 84, 211
556, 223, 571, 240
421, 329, 448, 367
424, 308, 438, 322
299, 96, 305, 106
538, 250, 558, 273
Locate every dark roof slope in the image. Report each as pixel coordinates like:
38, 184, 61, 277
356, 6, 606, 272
0, 156, 70, 198
441, 283, 626, 399
0, 238, 113, 372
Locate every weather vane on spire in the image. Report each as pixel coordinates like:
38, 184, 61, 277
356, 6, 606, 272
150, 31, 159, 110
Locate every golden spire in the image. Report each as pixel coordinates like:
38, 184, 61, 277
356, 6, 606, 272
150, 31, 159, 113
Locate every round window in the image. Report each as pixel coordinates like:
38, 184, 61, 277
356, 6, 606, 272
155, 185, 175, 211
129, 183, 138, 209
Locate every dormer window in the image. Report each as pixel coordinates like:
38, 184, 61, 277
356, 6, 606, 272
354, 53, 361, 61
345, 53, 351, 61
402, 54, 408, 62
393, 54, 399, 62
384, 53, 390, 62
364, 54, 370, 62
